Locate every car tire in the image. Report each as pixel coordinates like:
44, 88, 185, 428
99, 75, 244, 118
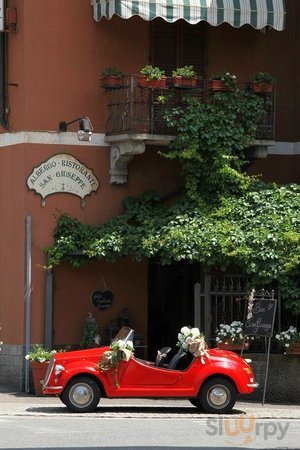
62, 376, 101, 413
199, 377, 236, 414
189, 398, 202, 409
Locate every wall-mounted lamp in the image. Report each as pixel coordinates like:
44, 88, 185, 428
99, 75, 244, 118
59, 116, 93, 142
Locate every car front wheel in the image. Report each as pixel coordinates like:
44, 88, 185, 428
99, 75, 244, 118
199, 377, 236, 414
62, 376, 101, 413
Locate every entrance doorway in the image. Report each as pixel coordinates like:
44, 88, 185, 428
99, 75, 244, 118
147, 260, 200, 359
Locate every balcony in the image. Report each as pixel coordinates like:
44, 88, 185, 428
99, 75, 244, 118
104, 75, 275, 184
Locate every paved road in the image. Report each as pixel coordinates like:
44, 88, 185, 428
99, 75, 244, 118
0, 387, 299, 449
0, 415, 299, 449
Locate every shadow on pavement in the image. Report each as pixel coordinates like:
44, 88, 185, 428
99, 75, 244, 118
25, 405, 246, 415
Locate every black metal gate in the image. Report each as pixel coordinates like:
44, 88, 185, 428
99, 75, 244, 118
195, 273, 280, 345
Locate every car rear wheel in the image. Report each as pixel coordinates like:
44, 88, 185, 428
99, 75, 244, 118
199, 377, 236, 414
62, 377, 101, 413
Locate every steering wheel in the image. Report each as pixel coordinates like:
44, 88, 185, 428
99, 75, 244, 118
154, 346, 172, 367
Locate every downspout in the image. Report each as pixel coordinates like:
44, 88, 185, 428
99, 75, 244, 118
24, 216, 32, 393
45, 257, 53, 350
0, 27, 7, 129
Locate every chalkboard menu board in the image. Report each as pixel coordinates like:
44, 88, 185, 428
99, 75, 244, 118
90, 290, 113, 310
243, 298, 277, 337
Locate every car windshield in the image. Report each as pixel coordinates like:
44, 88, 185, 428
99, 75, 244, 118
113, 326, 134, 343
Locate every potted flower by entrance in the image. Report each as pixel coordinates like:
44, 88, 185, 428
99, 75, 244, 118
172, 65, 198, 88
100, 67, 124, 89
275, 326, 300, 354
250, 72, 276, 94
139, 65, 166, 89
25, 345, 57, 395
216, 321, 251, 351
209, 71, 237, 92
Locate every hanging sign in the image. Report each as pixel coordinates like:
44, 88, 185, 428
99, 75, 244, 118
91, 290, 114, 311
27, 154, 99, 206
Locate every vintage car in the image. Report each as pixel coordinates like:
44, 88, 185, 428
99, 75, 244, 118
43, 326, 258, 414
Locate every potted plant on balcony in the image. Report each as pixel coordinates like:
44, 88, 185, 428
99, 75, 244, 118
172, 65, 198, 88
216, 321, 251, 351
275, 326, 300, 354
250, 72, 276, 94
209, 71, 237, 92
139, 65, 166, 89
100, 67, 124, 89
25, 345, 57, 395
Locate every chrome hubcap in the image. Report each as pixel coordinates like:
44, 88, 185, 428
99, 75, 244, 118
70, 383, 93, 407
207, 385, 230, 409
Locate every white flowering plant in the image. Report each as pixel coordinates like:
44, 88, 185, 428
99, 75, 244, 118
215, 321, 247, 345
25, 345, 57, 362
211, 71, 237, 89
275, 326, 300, 349
177, 326, 209, 359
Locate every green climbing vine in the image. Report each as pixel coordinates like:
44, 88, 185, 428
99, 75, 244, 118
161, 91, 264, 200
46, 90, 300, 315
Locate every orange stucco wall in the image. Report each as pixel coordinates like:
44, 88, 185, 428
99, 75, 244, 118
1, 0, 299, 350
0, 140, 180, 345
6, 0, 149, 133
5, 0, 300, 141
53, 259, 148, 347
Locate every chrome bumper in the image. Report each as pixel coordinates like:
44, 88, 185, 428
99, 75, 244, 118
42, 385, 63, 391
247, 382, 259, 388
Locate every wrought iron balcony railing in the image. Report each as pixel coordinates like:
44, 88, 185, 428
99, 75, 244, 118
104, 75, 275, 141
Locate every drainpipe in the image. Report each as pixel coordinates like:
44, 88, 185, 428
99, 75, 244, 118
24, 216, 32, 393
45, 257, 53, 350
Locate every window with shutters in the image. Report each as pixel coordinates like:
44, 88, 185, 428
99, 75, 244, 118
150, 18, 206, 78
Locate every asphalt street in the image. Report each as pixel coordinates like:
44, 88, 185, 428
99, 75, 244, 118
0, 385, 299, 449
1, 384, 300, 419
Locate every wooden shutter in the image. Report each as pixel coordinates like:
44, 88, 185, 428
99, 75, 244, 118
151, 18, 205, 78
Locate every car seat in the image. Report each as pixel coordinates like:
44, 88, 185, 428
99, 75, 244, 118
168, 348, 195, 370
155, 346, 172, 366
167, 348, 186, 370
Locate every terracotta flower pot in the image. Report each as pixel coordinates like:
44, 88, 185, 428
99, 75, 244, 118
30, 361, 50, 396
208, 79, 233, 92
101, 75, 123, 89
217, 339, 250, 351
286, 342, 300, 355
172, 76, 197, 89
138, 76, 167, 89
250, 81, 274, 94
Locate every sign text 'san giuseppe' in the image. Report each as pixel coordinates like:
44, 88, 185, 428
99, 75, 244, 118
27, 154, 99, 205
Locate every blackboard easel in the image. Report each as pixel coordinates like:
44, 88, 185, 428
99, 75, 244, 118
242, 289, 277, 406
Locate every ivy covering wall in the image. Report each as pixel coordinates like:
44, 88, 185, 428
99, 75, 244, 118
47, 91, 300, 315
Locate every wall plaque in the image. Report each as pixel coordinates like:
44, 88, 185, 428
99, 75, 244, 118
27, 154, 99, 206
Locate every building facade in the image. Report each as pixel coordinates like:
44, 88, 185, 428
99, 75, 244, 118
0, 0, 299, 389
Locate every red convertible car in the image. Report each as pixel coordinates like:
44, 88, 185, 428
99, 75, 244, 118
43, 327, 257, 414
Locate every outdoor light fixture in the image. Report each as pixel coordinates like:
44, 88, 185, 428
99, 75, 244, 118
59, 116, 93, 142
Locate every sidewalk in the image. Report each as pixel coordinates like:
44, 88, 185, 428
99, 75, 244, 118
0, 385, 299, 419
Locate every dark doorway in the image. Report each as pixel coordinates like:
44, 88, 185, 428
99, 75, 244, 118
147, 260, 200, 359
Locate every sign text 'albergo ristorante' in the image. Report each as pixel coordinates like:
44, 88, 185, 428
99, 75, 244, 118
27, 154, 99, 206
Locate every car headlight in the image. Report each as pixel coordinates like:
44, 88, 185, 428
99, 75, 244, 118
54, 364, 65, 376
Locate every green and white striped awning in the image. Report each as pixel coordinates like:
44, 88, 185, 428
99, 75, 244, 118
92, 0, 286, 31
